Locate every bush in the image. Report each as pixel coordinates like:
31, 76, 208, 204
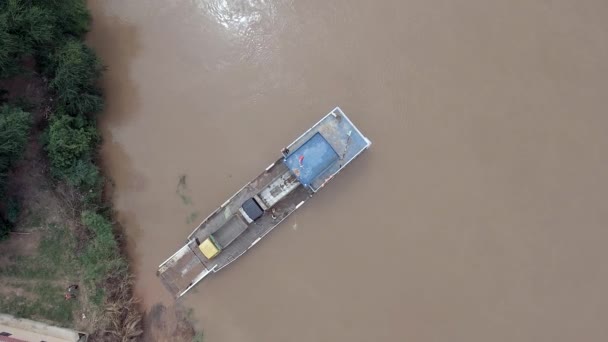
0, 25, 20, 77
0, 1, 55, 77
47, 113, 97, 173
0, 88, 8, 104
46, 113, 104, 191
0, 105, 31, 192
81, 210, 114, 242
61, 158, 102, 189
6, 196, 20, 224
0, 105, 31, 167
33, 0, 90, 38
48, 40, 103, 116
0, 218, 11, 240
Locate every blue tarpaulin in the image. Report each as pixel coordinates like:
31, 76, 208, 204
283, 133, 338, 187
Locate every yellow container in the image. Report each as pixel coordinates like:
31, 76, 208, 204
199, 236, 220, 259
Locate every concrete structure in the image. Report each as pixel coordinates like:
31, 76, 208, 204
0, 314, 86, 342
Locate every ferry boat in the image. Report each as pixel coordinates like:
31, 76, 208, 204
157, 107, 371, 298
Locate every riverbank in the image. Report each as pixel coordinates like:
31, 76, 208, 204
0, 63, 142, 341
0, 1, 144, 340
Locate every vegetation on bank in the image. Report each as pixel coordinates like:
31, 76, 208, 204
0, 1, 142, 340
0, 104, 30, 238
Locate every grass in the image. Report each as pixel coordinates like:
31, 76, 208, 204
19, 209, 45, 229
90, 286, 105, 307
0, 224, 80, 327
80, 211, 127, 285
0, 211, 140, 336
0, 224, 77, 279
0, 283, 77, 326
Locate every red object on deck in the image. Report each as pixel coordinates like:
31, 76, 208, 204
298, 155, 304, 166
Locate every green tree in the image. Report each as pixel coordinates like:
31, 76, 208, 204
0, 0, 54, 77
0, 218, 11, 240
31, 0, 91, 72
0, 14, 20, 77
46, 113, 102, 190
47, 113, 97, 174
32, 0, 90, 38
0, 104, 31, 189
61, 158, 103, 194
48, 39, 104, 116
0, 105, 31, 240
0, 88, 8, 104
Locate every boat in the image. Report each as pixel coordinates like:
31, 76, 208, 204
157, 107, 371, 298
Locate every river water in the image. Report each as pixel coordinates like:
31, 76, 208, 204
87, 1, 608, 341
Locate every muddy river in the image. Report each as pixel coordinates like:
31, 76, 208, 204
87, 1, 608, 341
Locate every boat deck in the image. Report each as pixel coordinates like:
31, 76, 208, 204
188, 159, 288, 242
213, 215, 249, 248
158, 107, 371, 298
157, 240, 210, 296
186, 159, 312, 271
284, 107, 371, 191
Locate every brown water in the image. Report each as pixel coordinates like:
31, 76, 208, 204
87, 1, 608, 341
